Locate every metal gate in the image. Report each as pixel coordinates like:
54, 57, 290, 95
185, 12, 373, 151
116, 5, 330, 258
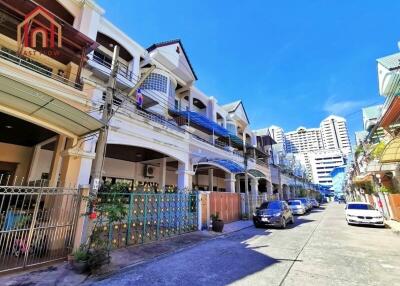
92, 192, 198, 249
0, 186, 81, 272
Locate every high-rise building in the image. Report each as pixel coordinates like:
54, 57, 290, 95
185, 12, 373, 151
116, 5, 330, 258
285, 127, 324, 153
320, 115, 351, 155
308, 149, 346, 188
254, 114, 351, 187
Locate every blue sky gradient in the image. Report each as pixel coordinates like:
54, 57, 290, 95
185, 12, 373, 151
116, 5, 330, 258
97, 0, 400, 141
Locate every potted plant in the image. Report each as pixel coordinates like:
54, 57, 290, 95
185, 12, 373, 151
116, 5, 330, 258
70, 245, 89, 274
211, 212, 224, 232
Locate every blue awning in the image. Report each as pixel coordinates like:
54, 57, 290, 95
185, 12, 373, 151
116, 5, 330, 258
170, 110, 229, 137
208, 159, 245, 173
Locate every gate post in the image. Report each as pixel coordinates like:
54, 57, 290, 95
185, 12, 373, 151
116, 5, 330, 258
73, 185, 90, 251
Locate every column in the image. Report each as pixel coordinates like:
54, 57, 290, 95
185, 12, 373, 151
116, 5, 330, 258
266, 180, 273, 200
208, 168, 214, 192
235, 176, 241, 193
177, 162, 194, 190
250, 178, 259, 205
159, 157, 167, 190
224, 173, 236, 193
49, 135, 66, 187
76, 139, 97, 186
27, 144, 41, 183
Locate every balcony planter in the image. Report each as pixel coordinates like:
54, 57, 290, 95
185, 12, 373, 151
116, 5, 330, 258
211, 213, 224, 232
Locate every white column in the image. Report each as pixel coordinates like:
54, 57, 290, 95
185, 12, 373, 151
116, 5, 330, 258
188, 90, 193, 111
224, 173, 236, 193
208, 168, 214, 192
159, 157, 167, 190
250, 178, 259, 202
266, 180, 273, 199
77, 139, 96, 186
176, 162, 194, 190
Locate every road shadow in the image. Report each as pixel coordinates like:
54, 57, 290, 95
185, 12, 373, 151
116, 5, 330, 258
91, 227, 284, 286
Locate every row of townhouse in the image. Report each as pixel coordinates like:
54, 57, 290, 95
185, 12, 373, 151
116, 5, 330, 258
347, 46, 400, 222
0, 0, 316, 272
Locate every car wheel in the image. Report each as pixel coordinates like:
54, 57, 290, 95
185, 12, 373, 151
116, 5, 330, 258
254, 222, 261, 228
280, 218, 286, 229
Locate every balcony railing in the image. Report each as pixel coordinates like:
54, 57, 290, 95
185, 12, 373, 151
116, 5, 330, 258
90, 50, 134, 81
0, 48, 82, 90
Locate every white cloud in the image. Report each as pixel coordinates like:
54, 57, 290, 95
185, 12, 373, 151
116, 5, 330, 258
323, 96, 368, 116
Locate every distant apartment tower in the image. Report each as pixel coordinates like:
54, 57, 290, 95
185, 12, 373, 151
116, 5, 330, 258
308, 149, 346, 188
285, 127, 324, 153
320, 115, 351, 155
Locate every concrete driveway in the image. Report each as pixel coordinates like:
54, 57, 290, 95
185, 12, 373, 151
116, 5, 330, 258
89, 203, 400, 286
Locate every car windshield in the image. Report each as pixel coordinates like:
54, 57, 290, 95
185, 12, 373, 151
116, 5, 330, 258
347, 204, 374, 210
288, 201, 300, 206
297, 198, 308, 204
260, 201, 281, 210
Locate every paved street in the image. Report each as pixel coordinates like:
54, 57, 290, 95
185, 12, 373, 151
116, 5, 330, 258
89, 203, 400, 286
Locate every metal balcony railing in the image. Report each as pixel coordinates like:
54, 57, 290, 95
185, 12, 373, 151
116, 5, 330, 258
0, 48, 83, 90
90, 50, 134, 82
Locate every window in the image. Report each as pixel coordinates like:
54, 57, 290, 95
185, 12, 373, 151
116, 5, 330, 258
141, 73, 168, 93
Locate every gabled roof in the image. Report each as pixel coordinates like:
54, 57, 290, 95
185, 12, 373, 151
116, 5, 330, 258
377, 52, 400, 71
147, 39, 198, 80
222, 100, 250, 124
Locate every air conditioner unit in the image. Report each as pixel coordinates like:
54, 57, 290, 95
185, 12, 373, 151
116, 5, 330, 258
144, 165, 155, 178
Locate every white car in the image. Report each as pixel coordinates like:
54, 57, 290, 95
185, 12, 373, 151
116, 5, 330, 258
287, 200, 306, 215
345, 202, 384, 227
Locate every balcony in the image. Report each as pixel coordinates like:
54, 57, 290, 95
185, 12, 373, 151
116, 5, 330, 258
88, 49, 136, 89
105, 97, 245, 160
0, 48, 82, 90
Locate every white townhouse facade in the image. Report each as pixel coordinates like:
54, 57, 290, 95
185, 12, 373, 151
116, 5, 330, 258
61, 2, 287, 199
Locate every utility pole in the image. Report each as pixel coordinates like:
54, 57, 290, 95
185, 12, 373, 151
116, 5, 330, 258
91, 45, 120, 195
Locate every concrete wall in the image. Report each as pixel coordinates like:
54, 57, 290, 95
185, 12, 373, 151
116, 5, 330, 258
0, 142, 32, 182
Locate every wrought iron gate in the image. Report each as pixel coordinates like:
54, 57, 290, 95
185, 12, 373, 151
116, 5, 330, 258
0, 186, 81, 272
92, 192, 198, 249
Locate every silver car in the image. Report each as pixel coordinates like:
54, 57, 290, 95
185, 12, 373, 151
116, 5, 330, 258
287, 199, 306, 215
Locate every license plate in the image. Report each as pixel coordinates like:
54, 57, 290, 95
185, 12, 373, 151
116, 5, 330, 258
261, 218, 269, 222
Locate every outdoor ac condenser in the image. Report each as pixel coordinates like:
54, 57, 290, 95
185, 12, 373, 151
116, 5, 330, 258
144, 165, 155, 178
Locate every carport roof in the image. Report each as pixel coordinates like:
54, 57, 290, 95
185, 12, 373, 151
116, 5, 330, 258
207, 159, 244, 173
248, 169, 266, 179
0, 74, 104, 137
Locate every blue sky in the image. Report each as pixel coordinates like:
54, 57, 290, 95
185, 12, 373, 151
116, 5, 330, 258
97, 0, 400, 141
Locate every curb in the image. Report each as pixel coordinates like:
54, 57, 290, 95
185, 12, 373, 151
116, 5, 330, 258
86, 223, 253, 284
385, 220, 400, 235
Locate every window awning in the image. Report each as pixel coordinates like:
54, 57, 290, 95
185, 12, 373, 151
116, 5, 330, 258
170, 110, 229, 137
380, 137, 400, 163
206, 159, 244, 173
248, 169, 266, 178
0, 74, 104, 137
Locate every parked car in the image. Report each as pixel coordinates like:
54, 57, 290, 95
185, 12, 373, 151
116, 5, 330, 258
295, 198, 313, 212
253, 200, 294, 229
338, 196, 346, 204
310, 199, 320, 208
287, 199, 306, 215
345, 202, 384, 227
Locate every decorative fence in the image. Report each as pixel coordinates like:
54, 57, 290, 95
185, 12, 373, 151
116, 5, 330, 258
91, 192, 199, 249
0, 186, 81, 273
